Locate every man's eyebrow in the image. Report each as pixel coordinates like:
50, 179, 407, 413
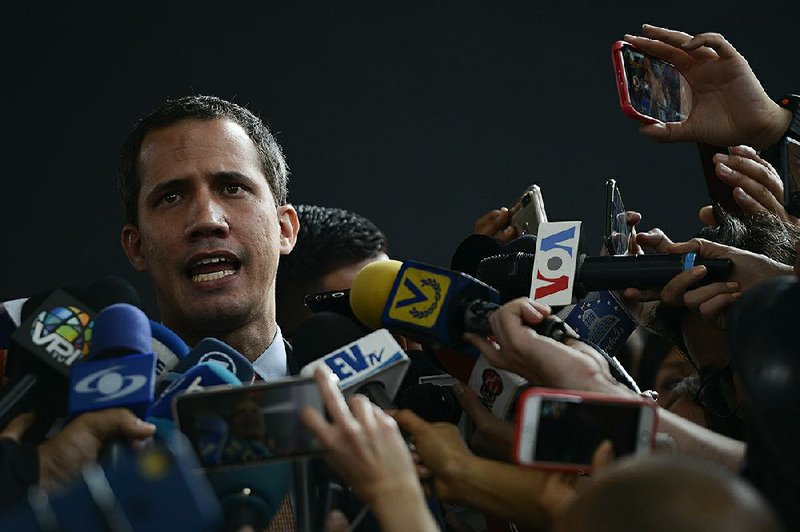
211, 171, 261, 185
144, 177, 191, 202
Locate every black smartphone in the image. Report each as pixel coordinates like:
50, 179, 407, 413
783, 137, 800, 216
604, 179, 631, 255
174, 377, 325, 469
304, 289, 359, 322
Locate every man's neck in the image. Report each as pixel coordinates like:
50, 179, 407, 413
166, 319, 277, 363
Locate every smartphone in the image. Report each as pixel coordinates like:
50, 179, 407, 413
783, 137, 800, 216
513, 388, 657, 472
174, 377, 325, 469
604, 179, 631, 255
510, 184, 548, 236
611, 41, 691, 124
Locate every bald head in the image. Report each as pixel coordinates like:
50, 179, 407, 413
555, 455, 781, 532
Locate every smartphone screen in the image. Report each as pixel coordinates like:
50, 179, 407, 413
175, 377, 325, 469
604, 179, 630, 256
515, 390, 656, 470
616, 43, 691, 123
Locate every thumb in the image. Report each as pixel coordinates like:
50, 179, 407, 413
667, 238, 727, 258
0, 413, 35, 442
325, 510, 350, 532
453, 383, 492, 425
591, 439, 615, 473
639, 121, 687, 143
393, 409, 430, 438
84, 409, 156, 442
698, 205, 716, 226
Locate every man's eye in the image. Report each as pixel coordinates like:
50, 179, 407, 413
224, 185, 245, 195
161, 192, 181, 204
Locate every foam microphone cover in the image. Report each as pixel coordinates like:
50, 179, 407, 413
451, 234, 503, 276
503, 234, 537, 254
89, 303, 152, 359
291, 312, 371, 369
475, 252, 535, 302
349, 259, 403, 330
82, 276, 142, 310
399, 383, 462, 424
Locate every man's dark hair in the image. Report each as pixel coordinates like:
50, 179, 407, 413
276, 205, 388, 335
117, 95, 288, 225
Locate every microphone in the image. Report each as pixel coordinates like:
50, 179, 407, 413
349, 260, 569, 355
476, 221, 732, 306
451, 234, 503, 276
296, 314, 410, 410
68, 303, 156, 419
467, 356, 529, 421
150, 320, 190, 379
157, 338, 254, 394
0, 279, 140, 431
0, 441, 222, 531
149, 362, 241, 420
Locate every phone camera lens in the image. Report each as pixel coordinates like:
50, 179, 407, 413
521, 194, 531, 207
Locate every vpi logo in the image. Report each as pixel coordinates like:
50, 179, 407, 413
199, 351, 237, 374
530, 221, 582, 306
387, 266, 452, 328
74, 366, 147, 401
30, 306, 94, 365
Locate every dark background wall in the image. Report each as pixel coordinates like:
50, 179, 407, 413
2, 1, 796, 317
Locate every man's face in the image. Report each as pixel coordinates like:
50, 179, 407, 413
121, 118, 297, 335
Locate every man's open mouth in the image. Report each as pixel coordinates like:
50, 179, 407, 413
185, 253, 242, 283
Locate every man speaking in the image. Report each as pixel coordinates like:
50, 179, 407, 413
118, 95, 299, 379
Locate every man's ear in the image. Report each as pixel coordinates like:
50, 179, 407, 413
121, 224, 147, 272
277, 204, 299, 255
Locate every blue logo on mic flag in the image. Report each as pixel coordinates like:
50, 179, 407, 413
565, 291, 637, 354
325, 345, 404, 382
68, 352, 156, 417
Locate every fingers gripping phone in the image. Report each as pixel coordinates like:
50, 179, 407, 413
174, 377, 325, 469
513, 388, 657, 472
612, 41, 691, 124
604, 179, 632, 256
510, 184, 548, 236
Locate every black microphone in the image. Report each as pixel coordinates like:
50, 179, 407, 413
0, 278, 141, 435
477, 252, 733, 302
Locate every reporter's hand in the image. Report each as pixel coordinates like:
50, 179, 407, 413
625, 238, 793, 328
625, 25, 792, 150
393, 409, 474, 502
453, 383, 514, 461
38, 409, 155, 490
698, 145, 800, 227
464, 298, 630, 396
474, 207, 517, 242
301, 367, 420, 505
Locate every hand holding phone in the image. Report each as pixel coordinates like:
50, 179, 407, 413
604, 179, 632, 256
514, 388, 657, 472
509, 184, 548, 236
612, 41, 691, 125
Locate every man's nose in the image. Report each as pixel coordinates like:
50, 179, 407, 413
185, 191, 230, 240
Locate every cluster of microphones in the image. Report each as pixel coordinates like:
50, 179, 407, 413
0, 207, 733, 531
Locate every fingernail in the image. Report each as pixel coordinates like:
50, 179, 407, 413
713, 153, 727, 163
692, 265, 707, 276
718, 163, 732, 176
732, 292, 742, 299
327, 510, 349, 528
727, 282, 739, 289
453, 383, 465, 397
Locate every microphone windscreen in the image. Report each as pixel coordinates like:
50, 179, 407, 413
89, 303, 152, 359
475, 252, 535, 302
82, 276, 142, 310
451, 234, 503, 276
503, 234, 538, 254
185, 338, 255, 384
349, 259, 402, 329
291, 312, 369, 369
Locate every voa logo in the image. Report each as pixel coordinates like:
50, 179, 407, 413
530, 222, 582, 306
